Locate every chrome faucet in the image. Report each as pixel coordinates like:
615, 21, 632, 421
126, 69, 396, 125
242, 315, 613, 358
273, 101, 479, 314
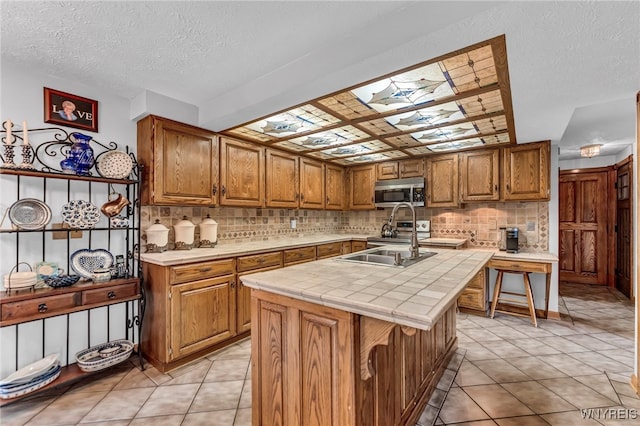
388, 202, 420, 259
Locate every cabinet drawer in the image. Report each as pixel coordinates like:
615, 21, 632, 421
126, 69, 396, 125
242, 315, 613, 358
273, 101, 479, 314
82, 283, 139, 306
237, 251, 283, 273
2, 293, 78, 322
458, 288, 485, 311
488, 259, 551, 274
316, 242, 343, 259
170, 259, 235, 284
467, 268, 486, 290
284, 246, 316, 265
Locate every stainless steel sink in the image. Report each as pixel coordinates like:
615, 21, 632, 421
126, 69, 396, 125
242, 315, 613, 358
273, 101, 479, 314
338, 250, 437, 267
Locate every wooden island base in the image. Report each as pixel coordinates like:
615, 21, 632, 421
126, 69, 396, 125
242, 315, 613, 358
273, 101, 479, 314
251, 289, 457, 426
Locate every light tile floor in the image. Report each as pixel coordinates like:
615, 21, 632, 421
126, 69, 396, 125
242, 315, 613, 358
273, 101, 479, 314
1, 283, 638, 425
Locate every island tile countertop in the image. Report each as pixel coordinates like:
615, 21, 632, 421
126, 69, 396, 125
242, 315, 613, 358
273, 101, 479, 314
241, 246, 494, 330
140, 234, 367, 266
419, 237, 468, 248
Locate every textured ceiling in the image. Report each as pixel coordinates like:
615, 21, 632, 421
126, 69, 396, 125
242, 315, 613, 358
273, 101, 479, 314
2, 1, 639, 161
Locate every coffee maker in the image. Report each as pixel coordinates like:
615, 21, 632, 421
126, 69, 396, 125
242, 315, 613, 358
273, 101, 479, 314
506, 227, 519, 253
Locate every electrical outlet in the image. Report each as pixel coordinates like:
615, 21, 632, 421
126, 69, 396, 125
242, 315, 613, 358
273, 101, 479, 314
290, 219, 297, 229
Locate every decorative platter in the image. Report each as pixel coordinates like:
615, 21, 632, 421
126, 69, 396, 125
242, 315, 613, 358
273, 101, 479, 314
75, 339, 134, 372
70, 248, 114, 279
7, 199, 52, 230
96, 150, 133, 180
0, 366, 61, 399
35, 262, 60, 281
61, 200, 100, 229
0, 354, 60, 387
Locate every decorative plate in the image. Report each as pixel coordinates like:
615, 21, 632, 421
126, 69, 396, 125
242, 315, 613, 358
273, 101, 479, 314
0, 366, 61, 399
70, 249, 114, 279
75, 339, 134, 372
96, 150, 133, 180
44, 274, 81, 288
0, 354, 60, 387
8, 199, 52, 230
35, 262, 60, 281
61, 200, 100, 229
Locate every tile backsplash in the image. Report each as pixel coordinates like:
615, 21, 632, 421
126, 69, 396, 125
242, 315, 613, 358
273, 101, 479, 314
141, 201, 548, 252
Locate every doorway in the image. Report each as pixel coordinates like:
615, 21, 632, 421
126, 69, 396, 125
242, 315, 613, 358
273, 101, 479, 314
615, 156, 633, 298
558, 168, 613, 285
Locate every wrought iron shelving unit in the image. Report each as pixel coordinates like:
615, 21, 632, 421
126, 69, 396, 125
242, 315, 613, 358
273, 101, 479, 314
0, 126, 144, 405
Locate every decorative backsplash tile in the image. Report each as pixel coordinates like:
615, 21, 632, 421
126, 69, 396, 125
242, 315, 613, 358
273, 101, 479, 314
141, 201, 549, 252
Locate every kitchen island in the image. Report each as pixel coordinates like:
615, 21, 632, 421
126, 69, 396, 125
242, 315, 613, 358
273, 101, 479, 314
241, 247, 493, 426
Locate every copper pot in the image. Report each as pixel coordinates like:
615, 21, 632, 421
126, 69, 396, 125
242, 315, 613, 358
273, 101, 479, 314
101, 193, 130, 218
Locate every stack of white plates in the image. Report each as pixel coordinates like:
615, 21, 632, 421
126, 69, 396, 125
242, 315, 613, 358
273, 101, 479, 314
75, 339, 134, 372
3, 271, 38, 289
0, 354, 61, 399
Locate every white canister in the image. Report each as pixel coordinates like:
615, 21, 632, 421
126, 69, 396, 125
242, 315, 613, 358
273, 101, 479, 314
174, 216, 195, 250
145, 219, 169, 253
199, 214, 218, 248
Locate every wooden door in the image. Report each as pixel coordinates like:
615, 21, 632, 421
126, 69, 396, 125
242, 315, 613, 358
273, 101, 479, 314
425, 154, 459, 208
138, 116, 218, 205
559, 170, 609, 285
377, 161, 399, 180
399, 158, 424, 178
460, 149, 500, 201
349, 165, 376, 210
503, 141, 550, 201
265, 149, 299, 208
615, 158, 633, 297
326, 164, 345, 210
300, 158, 325, 209
170, 275, 236, 360
220, 137, 265, 207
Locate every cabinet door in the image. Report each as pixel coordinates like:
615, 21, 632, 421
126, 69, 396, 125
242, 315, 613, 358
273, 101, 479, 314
503, 141, 550, 201
266, 149, 299, 208
460, 149, 499, 202
325, 164, 345, 210
220, 137, 265, 207
399, 158, 424, 178
348, 165, 376, 210
237, 264, 282, 334
426, 154, 459, 208
300, 158, 325, 209
376, 161, 399, 180
139, 116, 218, 205
170, 275, 236, 360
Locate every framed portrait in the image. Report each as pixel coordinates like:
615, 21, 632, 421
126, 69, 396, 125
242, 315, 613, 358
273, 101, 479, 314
44, 87, 98, 132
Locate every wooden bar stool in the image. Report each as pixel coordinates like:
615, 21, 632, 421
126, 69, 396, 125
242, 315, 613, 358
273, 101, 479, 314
489, 269, 537, 327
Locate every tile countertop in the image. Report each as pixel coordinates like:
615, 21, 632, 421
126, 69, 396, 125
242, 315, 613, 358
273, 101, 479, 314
140, 234, 367, 266
241, 246, 494, 331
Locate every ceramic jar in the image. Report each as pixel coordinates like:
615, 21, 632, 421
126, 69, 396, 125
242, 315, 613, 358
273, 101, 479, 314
198, 214, 218, 248
174, 216, 195, 250
91, 268, 112, 283
145, 219, 169, 253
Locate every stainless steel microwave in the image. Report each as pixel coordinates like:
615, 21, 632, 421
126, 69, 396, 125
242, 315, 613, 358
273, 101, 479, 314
374, 177, 425, 208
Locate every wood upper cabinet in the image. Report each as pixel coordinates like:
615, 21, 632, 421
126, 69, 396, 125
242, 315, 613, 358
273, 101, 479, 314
348, 164, 376, 210
326, 164, 345, 210
137, 115, 218, 205
425, 154, 459, 208
460, 149, 500, 202
503, 140, 550, 201
265, 149, 299, 208
300, 157, 325, 209
376, 159, 424, 180
220, 137, 265, 207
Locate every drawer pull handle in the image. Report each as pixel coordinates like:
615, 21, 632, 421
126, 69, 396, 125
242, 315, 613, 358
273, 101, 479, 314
107, 291, 117, 299
257, 258, 266, 264
199, 267, 212, 273
38, 303, 48, 313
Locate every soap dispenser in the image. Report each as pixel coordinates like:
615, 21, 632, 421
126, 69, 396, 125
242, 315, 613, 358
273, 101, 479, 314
174, 216, 196, 250
198, 214, 218, 248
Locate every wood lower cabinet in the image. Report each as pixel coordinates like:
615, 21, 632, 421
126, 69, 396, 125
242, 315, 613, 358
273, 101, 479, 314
300, 158, 325, 209
137, 115, 218, 206
460, 149, 500, 202
326, 164, 345, 210
316, 242, 343, 259
265, 149, 299, 208
351, 240, 368, 252
457, 268, 488, 315
503, 140, 550, 201
284, 246, 316, 266
251, 289, 457, 426
220, 136, 265, 207
426, 154, 460, 208
349, 164, 376, 210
